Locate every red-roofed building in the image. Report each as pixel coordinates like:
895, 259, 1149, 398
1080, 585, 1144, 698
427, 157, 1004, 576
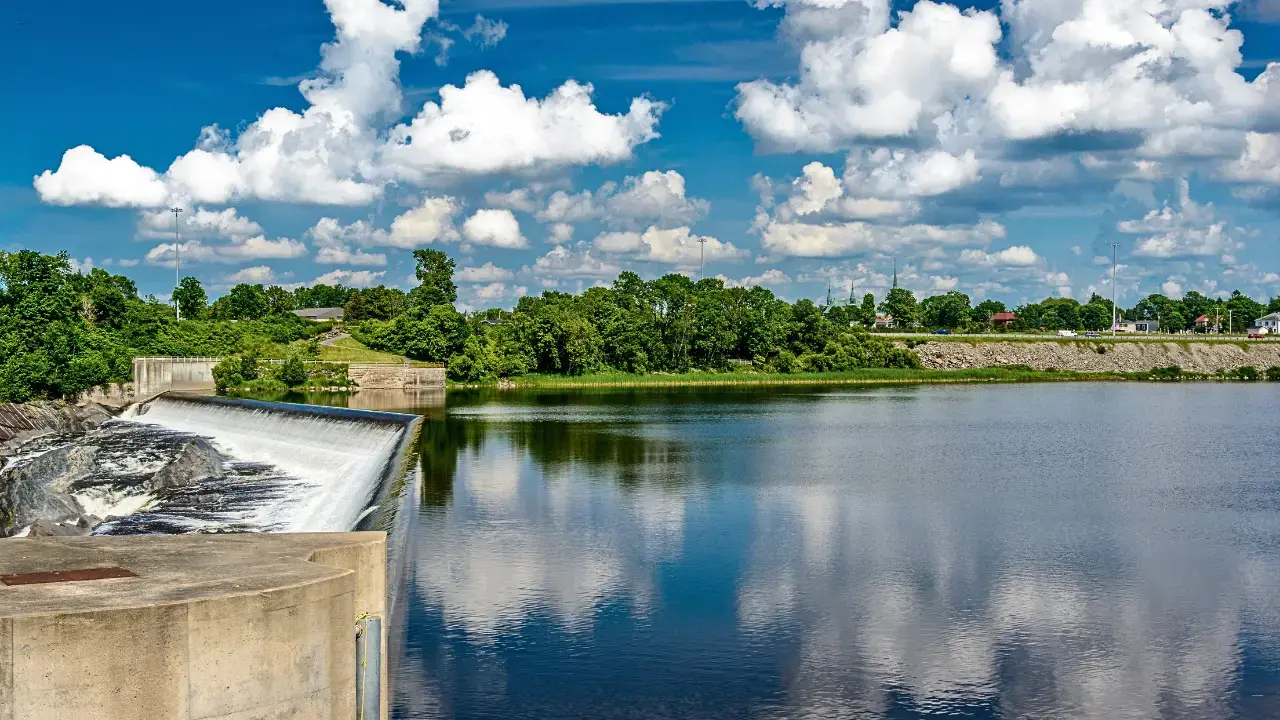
990, 312, 1017, 328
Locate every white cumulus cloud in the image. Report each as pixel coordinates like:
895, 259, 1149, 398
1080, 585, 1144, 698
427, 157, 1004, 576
462, 208, 527, 249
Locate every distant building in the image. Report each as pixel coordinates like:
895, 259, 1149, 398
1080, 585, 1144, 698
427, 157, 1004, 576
874, 314, 895, 329
1194, 315, 1217, 331
293, 307, 344, 322
1114, 319, 1159, 333
1256, 312, 1280, 332
990, 312, 1017, 328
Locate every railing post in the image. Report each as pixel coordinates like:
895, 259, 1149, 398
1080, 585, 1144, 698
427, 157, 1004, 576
355, 616, 382, 720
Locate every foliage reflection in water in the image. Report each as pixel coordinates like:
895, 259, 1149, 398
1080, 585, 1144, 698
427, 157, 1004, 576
316, 384, 1280, 719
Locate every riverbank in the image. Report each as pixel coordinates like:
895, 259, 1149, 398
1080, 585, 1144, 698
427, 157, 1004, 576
908, 339, 1280, 373
451, 363, 1280, 389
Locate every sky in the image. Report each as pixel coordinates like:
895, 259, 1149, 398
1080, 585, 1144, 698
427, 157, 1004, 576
2, 0, 1279, 310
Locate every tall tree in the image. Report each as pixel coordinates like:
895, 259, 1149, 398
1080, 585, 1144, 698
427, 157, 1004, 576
172, 276, 207, 321
860, 293, 876, 326
920, 291, 972, 329
879, 287, 919, 327
410, 249, 457, 308
264, 285, 296, 316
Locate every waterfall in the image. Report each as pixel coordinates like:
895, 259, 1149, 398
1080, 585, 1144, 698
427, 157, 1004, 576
111, 394, 420, 533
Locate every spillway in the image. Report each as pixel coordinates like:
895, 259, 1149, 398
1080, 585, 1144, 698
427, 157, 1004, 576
99, 393, 421, 534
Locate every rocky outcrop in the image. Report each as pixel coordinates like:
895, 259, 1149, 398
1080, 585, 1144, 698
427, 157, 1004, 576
148, 438, 225, 491
0, 400, 115, 457
0, 444, 98, 536
909, 340, 1280, 373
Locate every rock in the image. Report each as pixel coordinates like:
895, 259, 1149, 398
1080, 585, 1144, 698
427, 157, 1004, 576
28, 519, 89, 537
147, 438, 225, 491
0, 445, 89, 537
905, 340, 1280, 373
0, 400, 116, 458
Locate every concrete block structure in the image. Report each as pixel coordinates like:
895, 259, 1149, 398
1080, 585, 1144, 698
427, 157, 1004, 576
132, 357, 446, 396
0, 533, 388, 720
346, 364, 446, 390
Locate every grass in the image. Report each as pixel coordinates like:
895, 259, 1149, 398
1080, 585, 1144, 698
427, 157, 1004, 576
312, 337, 411, 364
455, 367, 1136, 389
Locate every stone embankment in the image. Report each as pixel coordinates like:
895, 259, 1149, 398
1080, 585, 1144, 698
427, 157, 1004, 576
909, 340, 1280, 373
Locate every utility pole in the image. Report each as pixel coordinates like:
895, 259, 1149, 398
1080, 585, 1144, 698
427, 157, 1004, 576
698, 236, 707, 280
170, 207, 184, 320
1110, 242, 1118, 337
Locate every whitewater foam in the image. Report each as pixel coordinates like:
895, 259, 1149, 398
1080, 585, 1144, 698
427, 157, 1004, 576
122, 394, 418, 532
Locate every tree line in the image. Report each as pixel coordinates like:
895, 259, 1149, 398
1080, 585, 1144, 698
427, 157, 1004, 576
6, 247, 1279, 400
863, 287, 1279, 333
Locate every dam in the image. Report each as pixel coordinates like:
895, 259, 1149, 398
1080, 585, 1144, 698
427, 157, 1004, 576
0, 393, 423, 720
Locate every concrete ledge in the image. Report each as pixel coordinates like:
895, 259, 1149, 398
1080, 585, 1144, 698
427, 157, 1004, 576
0, 532, 387, 720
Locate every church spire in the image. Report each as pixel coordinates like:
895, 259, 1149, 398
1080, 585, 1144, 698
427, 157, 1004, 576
892, 258, 897, 289
826, 282, 832, 307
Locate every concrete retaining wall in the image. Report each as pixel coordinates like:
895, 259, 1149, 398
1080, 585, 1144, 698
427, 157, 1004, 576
132, 358, 219, 397
133, 358, 446, 395
0, 532, 388, 720
910, 340, 1280, 373
348, 365, 445, 390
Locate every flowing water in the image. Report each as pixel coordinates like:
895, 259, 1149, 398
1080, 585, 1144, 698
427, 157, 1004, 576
287, 383, 1280, 720
3, 394, 418, 535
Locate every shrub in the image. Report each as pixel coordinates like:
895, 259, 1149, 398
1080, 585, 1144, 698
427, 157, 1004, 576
211, 356, 243, 393
1267, 366, 1280, 381
277, 355, 308, 388
1149, 366, 1182, 381
1236, 365, 1260, 381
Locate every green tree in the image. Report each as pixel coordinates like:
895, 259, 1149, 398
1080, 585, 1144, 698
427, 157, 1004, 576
265, 285, 296, 316
920, 291, 972, 329
293, 283, 354, 309
879, 287, 918, 328
172, 276, 207, 320
1226, 290, 1264, 332
410, 249, 457, 309
973, 299, 1006, 327
344, 286, 406, 322
212, 284, 269, 320
277, 354, 308, 387
860, 293, 876, 326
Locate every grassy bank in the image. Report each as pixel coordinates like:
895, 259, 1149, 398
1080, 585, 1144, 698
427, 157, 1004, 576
455, 367, 1139, 389
313, 337, 410, 364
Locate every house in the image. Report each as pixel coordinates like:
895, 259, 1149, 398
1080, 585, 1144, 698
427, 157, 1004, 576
874, 314, 894, 329
1255, 312, 1280, 333
990, 312, 1017, 328
292, 307, 344, 322
1114, 319, 1159, 333
1194, 315, 1219, 332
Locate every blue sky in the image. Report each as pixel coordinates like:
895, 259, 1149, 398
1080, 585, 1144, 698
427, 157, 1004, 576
2, 0, 1279, 309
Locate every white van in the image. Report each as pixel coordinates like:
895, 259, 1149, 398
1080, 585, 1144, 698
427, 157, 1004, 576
1057, 329, 1078, 337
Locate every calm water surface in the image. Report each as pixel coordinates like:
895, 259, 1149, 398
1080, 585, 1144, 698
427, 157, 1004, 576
339, 384, 1280, 720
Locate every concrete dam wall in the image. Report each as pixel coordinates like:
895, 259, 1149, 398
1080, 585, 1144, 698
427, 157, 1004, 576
1, 532, 389, 720
910, 340, 1280, 373
131, 357, 445, 396
0, 395, 426, 719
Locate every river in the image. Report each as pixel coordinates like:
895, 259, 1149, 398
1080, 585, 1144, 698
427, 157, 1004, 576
305, 383, 1280, 719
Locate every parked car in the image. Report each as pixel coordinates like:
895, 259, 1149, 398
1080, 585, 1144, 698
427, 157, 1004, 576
931, 329, 951, 335
1249, 332, 1266, 339
1084, 331, 1101, 338
1057, 330, 1078, 337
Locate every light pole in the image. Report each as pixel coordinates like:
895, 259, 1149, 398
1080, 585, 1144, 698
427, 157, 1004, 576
170, 207, 183, 320
1110, 242, 1118, 337
698, 236, 707, 280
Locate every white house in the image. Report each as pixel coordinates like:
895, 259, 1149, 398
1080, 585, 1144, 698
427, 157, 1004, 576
874, 314, 894, 329
1255, 312, 1280, 333
1114, 319, 1159, 333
